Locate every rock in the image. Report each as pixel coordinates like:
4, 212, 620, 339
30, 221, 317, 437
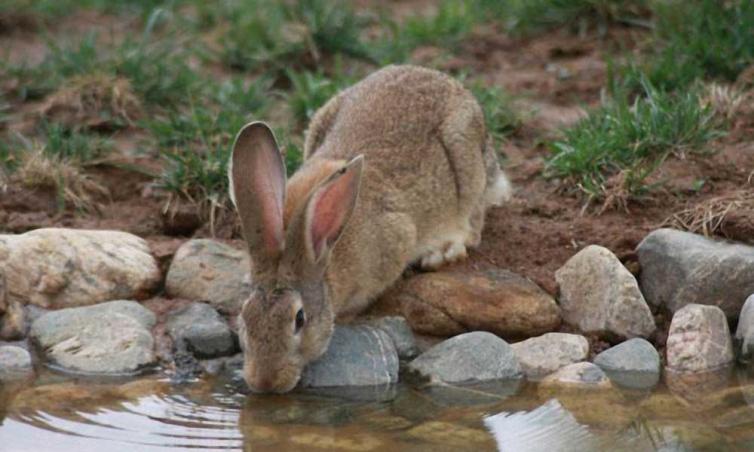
637, 228, 754, 318
165, 239, 251, 313
367, 316, 420, 359
541, 362, 611, 388
167, 302, 237, 359
511, 333, 589, 379
0, 228, 160, 309
666, 304, 734, 373
555, 245, 655, 338
0, 345, 33, 380
392, 268, 561, 338
593, 338, 661, 389
299, 325, 399, 387
30, 300, 157, 375
735, 294, 754, 361
408, 332, 521, 384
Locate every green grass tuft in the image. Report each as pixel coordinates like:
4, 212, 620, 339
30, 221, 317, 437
546, 77, 723, 199
469, 82, 520, 145
286, 69, 353, 125
621, 0, 754, 92
220, 0, 370, 72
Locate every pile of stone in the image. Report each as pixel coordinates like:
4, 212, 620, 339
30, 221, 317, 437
1, 227, 753, 395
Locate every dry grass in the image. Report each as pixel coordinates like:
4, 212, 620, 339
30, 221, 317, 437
664, 190, 754, 239
38, 73, 142, 131
15, 147, 109, 211
700, 83, 747, 121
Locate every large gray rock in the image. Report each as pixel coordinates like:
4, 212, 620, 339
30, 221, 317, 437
540, 362, 611, 388
511, 333, 589, 379
637, 228, 754, 318
408, 332, 521, 384
30, 300, 157, 375
391, 268, 561, 338
0, 228, 160, 310
367, 316, 420, 359
666, 304, 734, 373
0, 345, 33, 380
165, 239, 251, 313
300, 325, 399, 387
735, 294, 754, 362
555, 245, 655, 338
594, 338, 661, 389
167, 302, 236, 359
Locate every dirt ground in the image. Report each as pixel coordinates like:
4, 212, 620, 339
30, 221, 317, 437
2, 5, 753, 310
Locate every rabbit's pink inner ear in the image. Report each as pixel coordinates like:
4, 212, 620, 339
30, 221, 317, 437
307, 158, 363, 261
231, 122, 286, 256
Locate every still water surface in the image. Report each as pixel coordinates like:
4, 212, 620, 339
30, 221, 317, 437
2, 367, 754, 451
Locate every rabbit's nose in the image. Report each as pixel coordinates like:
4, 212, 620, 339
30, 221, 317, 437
252, 376, 276, 393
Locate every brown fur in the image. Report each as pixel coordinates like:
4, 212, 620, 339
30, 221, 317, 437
230, 65, 509, 393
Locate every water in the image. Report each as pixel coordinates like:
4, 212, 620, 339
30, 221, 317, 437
2, 367, 754, 451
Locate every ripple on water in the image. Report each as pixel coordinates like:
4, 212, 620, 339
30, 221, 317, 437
3, 369, 754, 451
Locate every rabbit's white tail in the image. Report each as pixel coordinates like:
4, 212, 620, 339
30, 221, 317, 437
483, 140, 513, 206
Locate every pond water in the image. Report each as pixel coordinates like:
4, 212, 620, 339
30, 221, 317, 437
2, 367, 754, 452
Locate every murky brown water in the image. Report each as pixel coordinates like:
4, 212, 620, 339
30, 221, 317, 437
2, 366, 754, 451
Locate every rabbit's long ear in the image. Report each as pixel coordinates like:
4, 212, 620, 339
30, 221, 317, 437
229, 122, 286, 276
304, 155, 364, 264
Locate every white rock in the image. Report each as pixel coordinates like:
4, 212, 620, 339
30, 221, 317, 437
0, 228, 160, 310
511, 333, 589, 379
666, 304, 733, 373
556, 245, 655, 338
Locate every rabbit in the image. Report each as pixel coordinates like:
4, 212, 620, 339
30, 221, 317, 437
229, 64, 511, 393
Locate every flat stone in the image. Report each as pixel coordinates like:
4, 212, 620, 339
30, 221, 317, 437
666, 304, 734, 373
511, 333, 589, 379
0, 228, 160, 310
30, 300, 156, 375
408, 331, 521, 384
540, 362, 611, 388
555, 245, 655, 338
167, 302, 237, 359
165, 239, 251, 313
391, 268, 561, 338
735, 294, 754, 362
594, 338, 661, 389
0, 345, 33, 380
367, 316, 420, 359
300, 325, 399, 387
637, 228, 754, 318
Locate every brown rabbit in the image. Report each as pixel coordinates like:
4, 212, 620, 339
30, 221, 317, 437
229, 65, 511, 393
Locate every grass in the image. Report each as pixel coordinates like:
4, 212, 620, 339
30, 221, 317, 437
546, 76, 723, 204
617, 0, 754, 92
469, 82, 521, 146
489, 0, 649, 34
286, 68, 354, 125
148, 76, 272, 216
5, 30, 200, 107
220, 0, 370, 72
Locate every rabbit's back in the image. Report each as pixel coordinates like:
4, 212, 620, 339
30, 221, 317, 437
303, 65, 495, 316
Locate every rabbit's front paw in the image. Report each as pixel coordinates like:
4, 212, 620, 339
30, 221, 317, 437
419, 240, 467, 270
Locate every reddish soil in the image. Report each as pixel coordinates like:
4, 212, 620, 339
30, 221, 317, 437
2, 8, 753, 322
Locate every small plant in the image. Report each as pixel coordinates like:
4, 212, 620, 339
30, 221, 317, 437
619, 0, 754, 92
286, 69, 352, 125
151, 76, 274, 219
469, 82, 520, 145
497, 0, 649, 34
6, 31, 200, 107
41, 122, 112, 162
220, 0, 369, 72
371, 0, 480, 64
546, 78, 723, 204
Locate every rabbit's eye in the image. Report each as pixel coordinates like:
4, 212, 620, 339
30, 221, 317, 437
294, 308, 306, 333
